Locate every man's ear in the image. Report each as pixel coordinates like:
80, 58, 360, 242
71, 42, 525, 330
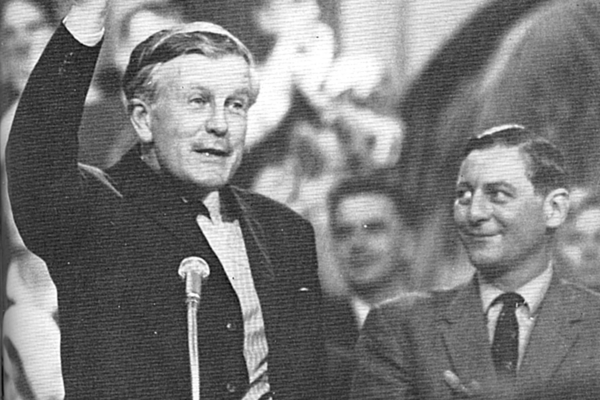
543, 188, 570, 229
129, 99, 153, 144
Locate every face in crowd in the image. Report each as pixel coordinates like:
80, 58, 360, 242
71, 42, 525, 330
454, 128, 569, 284
1, 0, 53, 94
125, 24, 259, 196
332, 192, 414, 296
557, 193, 600, 287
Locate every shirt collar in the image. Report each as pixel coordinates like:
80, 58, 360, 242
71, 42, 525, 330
185, 186, 241, 223
351, 296, 372, 329
480, 263, 554, 315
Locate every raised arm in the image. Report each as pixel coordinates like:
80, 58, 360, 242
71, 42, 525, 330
5, 0, 108, 260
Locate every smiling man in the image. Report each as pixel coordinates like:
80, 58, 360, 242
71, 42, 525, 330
6, 1, 326, 399
350, 125, 600, 400
328, 171, 418, 312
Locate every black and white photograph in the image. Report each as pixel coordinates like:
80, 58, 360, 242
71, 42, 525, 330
2, 0, 600, 399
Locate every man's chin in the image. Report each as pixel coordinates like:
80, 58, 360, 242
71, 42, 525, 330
470, 258, 511, 282
185, 175, 230, 193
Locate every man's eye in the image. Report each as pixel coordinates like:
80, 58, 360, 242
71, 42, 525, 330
489, 190, 510, 203
363, 222, 386, 234
190, 97, 208, 106
455, 188, 472, 204
227, 99, 248, 113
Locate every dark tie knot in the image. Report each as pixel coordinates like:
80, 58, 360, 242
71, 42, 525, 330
493, 292, 525, 311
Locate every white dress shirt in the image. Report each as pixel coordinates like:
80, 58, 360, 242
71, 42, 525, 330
197, 193, 270, 400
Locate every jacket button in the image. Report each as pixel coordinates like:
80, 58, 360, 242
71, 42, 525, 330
226, 383, 237, 393
226, 322, 237, 331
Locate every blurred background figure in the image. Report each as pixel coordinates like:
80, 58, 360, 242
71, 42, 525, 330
556, 186, 600, 292
241, 0, 405, 296
1, 1, 63, 399
322, 169, 424, 399
1, 0, 56, 117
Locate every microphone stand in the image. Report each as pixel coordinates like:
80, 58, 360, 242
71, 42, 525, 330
179, 257, 211, 400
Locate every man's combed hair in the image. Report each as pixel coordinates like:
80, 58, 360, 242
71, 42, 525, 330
463, 125, 570, 195
327, 168, 421, 231
122, 23, 259, 112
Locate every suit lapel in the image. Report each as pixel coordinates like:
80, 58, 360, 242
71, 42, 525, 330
228, 188, 275, 284
227, 188, 281, 334
440, 278, 498, 388
516, 276, 582, 388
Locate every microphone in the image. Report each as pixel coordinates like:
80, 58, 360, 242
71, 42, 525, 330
178, 257, 210, 400
178, 256, 211, 303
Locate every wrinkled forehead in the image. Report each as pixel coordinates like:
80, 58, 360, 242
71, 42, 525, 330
149, 52, 253, 97
335, 192, 402, 227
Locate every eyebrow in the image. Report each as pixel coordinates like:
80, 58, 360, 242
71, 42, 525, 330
188, 84, 209, 92
186, 85, 252, 98
230, 87, 253, 98
484, 182, 517, 192
455, 180, 517, 193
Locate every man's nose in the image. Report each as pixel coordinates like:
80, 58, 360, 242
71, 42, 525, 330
205, 107, 228, 136
468, 192, 492, 223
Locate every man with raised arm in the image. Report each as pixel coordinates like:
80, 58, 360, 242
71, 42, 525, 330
350, 125, 600, 400
6, 1, 326, 398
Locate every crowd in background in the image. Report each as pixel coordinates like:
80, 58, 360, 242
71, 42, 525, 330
2, 0, 600, 398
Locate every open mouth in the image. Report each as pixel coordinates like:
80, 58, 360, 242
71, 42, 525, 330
195, 148, 229, 157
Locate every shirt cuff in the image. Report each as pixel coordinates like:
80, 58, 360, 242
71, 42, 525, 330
63, 8, 105, 47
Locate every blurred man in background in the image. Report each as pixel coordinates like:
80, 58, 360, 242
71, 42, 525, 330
324, 169, 423, 399
2, 1, 63, 399
557, 187, 600, 292
1, 0, 56, 116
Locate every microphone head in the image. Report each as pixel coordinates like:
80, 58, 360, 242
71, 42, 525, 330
178, 256, 211, 280
179, 257, 210, 299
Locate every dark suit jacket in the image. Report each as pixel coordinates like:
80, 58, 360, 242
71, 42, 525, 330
350, 274, 600, 400
7, 24, 326, 400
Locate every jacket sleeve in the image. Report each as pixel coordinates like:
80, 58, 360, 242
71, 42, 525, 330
5, 23, 102, 262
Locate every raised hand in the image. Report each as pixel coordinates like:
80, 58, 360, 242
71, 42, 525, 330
64, 0, 110, 45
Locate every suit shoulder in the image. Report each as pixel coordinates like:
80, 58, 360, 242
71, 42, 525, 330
559, 278, 600, 308
78, 162, 123, 198
371, 285, 466, 333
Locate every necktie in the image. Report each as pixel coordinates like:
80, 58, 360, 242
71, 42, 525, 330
491, 292, 525, 378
